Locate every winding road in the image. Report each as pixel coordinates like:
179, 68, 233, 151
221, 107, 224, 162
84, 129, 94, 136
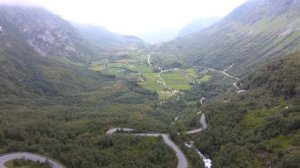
205, 65, 247, 93
183, 97, 211, 168
147, 55, 212, 166
106, 128, 188, 168
185, 97, 208, 134
0, 127, 188, 168
185, 113, 208, 134
206, 67, 239, 80
0, 57, 220, 168
0, 152, 64, 168
233, 82, 246, 93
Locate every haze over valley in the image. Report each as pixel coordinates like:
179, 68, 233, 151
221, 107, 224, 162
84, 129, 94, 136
0, 0, 299, 168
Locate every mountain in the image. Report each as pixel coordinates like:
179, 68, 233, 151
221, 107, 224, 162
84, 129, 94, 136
0, 2, 299, 168
152, 0, 300, 76
194, 52, 300, 167
0, 5, 110, 64
73, 23, 148, 51
177, 17, 220, 37
0, 5, 151, 98
0, 6, 114, 97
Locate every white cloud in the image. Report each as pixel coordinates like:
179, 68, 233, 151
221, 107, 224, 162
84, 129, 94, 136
0, 0, 248, 35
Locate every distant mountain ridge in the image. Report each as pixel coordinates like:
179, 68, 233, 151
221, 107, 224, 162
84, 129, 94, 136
138, 28, 180, 44
73, 23, 148, 51
177, 17, 220, 37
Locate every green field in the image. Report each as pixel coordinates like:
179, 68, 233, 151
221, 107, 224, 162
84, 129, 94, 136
90, 59, 211, 99
130, 65, 153, 73
140, 73, 162, 91
161, 70, 191, 90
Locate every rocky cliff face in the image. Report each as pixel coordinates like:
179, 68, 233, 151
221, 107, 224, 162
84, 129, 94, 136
0, 6, 81, 58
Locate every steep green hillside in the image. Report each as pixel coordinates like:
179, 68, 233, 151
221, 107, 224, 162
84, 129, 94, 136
152, 0, 300, 76
194, 53, 300, 168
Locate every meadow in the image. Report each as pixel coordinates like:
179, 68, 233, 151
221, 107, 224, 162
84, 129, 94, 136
90, 56, 211, 99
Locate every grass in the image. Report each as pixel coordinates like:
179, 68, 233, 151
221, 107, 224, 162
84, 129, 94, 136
266, 135, 292, 150
109, 62, 132, 68
0, 53, 6, 62
251, 18, 270, 34
130, 66, 153, 73
245, 15, 288, 35
272, 31, 300, 53
50, 56, 84, 67
140, 73, 163, 92
243, 109, 272, 128
90, 63, 106, 71
102, 68, 127, 76
197, 74, 211, 83
161, 70, 192, 90
90, 60, 172, 98
89, 60, 211, 99
139, 73, 176, 99
260, 131, 300, 157
117, 58, 139, 64
91, 60, 152, 74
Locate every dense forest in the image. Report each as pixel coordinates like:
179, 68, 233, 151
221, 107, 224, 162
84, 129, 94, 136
189, 53, 300, 168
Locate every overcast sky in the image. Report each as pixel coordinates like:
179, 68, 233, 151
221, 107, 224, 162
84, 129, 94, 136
0, 0, 248, 35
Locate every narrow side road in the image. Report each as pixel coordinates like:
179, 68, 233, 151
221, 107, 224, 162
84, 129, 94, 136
204, 65, 247, 93
206, 67, 239, 80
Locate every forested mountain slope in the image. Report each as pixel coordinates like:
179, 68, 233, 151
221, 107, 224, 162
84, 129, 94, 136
194, 52, 300, 167
152, 0, 300, 76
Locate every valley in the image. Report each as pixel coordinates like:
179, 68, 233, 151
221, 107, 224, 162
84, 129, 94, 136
0, 0, 300, 168
90, 53, 209, 99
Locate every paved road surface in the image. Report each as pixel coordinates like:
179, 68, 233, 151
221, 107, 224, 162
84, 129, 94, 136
207, 67, 239, 80
0, 152, 63, 168
185, 113, 207, 134
233, 82, 246, 93
205, 66, 247, 93
106, 128, 134, 134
